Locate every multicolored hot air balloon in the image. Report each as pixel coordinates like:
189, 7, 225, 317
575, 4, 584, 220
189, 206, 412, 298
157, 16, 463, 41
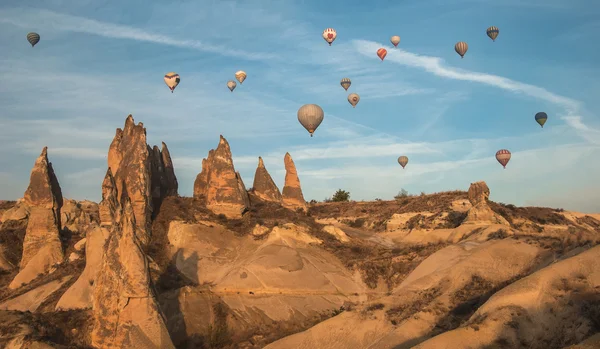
390, 35, 400, 47
26, 32, 40, 47
398, 156, 408, 169
340, 78, 351, 91
322, 28, 337, 46
486, 26, 499, 42
164, 72, 180, 93
235, 70, 247, 84
496, 149, 511, 169
535, 112, 548, 128
348, 93, 360, 108
227, 80, 237, 92
455, 41, 468, 58
377, 48, 387, 61
298, 104, 324, 137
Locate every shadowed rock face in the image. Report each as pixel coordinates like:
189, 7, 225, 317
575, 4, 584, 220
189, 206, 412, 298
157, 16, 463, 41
464, 181, 509, 225
99, 169, 121, 228
252, 157, 282, 203
193, 135, 249, 218
107, 115, 178, 245
9, 147, 64, 289
91, 198, 174, 349
282, 152, 306, 211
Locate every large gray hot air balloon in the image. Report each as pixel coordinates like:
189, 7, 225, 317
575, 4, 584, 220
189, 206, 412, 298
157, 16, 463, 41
398, 156, 408, 169
297, 104, 324, 137
348, 93, 360, 108
26, 32, 40, 47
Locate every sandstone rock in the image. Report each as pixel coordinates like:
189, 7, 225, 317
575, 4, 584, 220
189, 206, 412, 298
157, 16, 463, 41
1, 203, 29, 222
0, 276, 73, 312
251, 224, 270, 237
74, 238, 86, 251
193, 135, 249, 218
161, 142, 178, 197
91, 198, 174, 349
463, 181, 509, 226
252, 157, 282, 203
282, 152, 307, 211
323, 225, 350, 242
98, 168, 121, 228
61, 199, 99, 234
149, 143, 179, 211
9, 148, 64, 289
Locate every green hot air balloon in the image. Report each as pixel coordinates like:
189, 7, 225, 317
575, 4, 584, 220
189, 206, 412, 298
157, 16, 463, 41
535, 112, 548, 128
26, 32, 40, 47
398, 156, 408, 169
298, 104, 324, 137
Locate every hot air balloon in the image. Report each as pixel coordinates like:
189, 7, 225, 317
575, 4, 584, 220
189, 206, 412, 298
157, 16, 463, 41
340, 78, 351, 91
227, 80, 237, 92
390, 35, 400, 47
496, 149, 511, 169
455, 42, 468, 58
535, 112, 548, 128
377, 48, 387, 61
26, 32, 40, 47
298, 104, 324, 137
486, 26, 499, 42
322, 28, 337, 46
348, 93, 360, 108
398, 156, 408, 169
164, 72, 180, 93
235, 71, 247, 84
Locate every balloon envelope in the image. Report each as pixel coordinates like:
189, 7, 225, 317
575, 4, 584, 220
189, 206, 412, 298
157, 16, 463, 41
455, 42, 468, 58
348, 93, 360, 107
486, 26, 499, 41
398, 156, 408, 169
227, 80, 237, 92
377, 48, 387, 61
495, 149, 511, 169
535, 112, 548, 128
298, 104, 324, 137
390, 35, 400, 47
322, 28, 337, 45
340, 78, 351, 91
26, 32, 40, 47
164, 72, 180, 93
235, 70, 247, 84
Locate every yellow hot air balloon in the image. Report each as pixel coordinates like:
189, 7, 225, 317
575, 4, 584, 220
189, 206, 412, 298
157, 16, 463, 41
348, 93, 360, 108
398, 156, 408, 169
235, 70, 247, 84
340, 78, 351, 91
455, 42, 468, 58
164, 72, 180, 93
322, 28, 337, 46
486, 26, 499, 42
390, 35, 400, 47
297, 104, 324, 137
227, 80, 237, 92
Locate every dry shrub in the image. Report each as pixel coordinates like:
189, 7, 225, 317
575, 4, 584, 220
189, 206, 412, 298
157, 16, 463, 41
386, 287, 441, 325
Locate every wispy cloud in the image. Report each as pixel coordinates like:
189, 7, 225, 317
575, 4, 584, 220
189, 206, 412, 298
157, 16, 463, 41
0, 7, 276, 60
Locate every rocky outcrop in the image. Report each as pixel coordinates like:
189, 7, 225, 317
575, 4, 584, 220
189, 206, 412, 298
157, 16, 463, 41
61, 199, 99, 233
91, 198, 174, 349
98, 169, 121, 227
463, 181, 509, 225
9, 147, 64, 289
282, 153, 307, 211
193, 135, 249, 218
252, 157, 282, 203
107, 115, 178, 245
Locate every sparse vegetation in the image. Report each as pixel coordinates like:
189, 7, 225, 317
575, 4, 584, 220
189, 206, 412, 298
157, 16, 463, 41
394, 188, 410, 199
487, 228, 509, 240
330, 189, 351, 202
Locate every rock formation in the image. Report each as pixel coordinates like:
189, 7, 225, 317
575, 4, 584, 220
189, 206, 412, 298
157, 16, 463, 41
98, 168, 121, 227
107, 115, 178, 245
193, 135, 249, 218
282, 152, 307, 211
9, 147, 64, 289
463, 181, 509, 225
252, 157, 282, 203
91, 198, 174, 349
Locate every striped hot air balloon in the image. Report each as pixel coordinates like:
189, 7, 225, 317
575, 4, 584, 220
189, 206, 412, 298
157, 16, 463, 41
348, 93, 360, 108
535, 112, 548, 128
235, 70, 247, 84
26, 32, 40, 47
340, 78, 351, 91
398, 156, 408, 169
227, 80, 237, 92
298, 104, 324, 137
322, 28, 337, 46
495, 149, 511, 169
164, 72, 180, 93
455, 41, 468, 58
486, 26, 499, 42
377, 48, 387, 61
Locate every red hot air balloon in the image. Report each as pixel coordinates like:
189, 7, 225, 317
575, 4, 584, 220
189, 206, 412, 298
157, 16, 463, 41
377, 48, 387, 61
495, 149, 511, 169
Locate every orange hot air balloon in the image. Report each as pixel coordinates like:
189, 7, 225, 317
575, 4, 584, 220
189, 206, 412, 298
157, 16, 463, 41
377, 48, 387, 61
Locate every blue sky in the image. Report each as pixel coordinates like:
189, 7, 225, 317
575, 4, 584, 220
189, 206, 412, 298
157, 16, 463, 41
1, 0, 600, 212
